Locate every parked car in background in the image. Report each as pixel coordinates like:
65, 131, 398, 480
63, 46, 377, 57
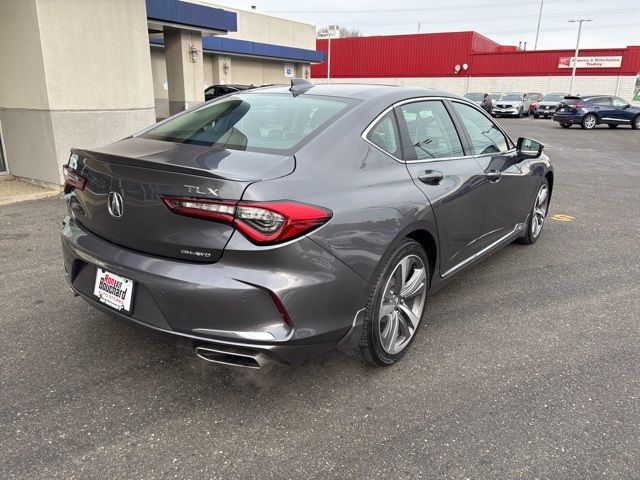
61, 81, 554, 368
553, 95, 640, 129
204, 84, 254, 101
527, 93, 544, 114
489, 92, 502, 112
464, 92, 485, 107
534, 93, 566, 119
493, 93, 531, 117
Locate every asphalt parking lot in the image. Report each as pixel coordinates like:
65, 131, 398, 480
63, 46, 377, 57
1, 117, 639, 479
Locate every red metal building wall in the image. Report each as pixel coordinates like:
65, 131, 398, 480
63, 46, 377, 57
314, 32, 477, 78
311, 32, 640, 78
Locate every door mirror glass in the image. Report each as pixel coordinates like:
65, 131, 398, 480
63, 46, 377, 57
516, 137, 544, 159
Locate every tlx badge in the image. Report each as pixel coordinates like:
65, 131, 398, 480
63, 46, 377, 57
184, 185, 219, 196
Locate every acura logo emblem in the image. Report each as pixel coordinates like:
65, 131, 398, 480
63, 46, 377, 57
107, 192, 124, 218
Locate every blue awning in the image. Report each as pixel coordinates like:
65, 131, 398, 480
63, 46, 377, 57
146, 0, 237, 33
150, 37, 325, 63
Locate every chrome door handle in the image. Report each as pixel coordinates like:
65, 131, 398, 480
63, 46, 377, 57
418, 170, 444, 185
486, 169, 501, 182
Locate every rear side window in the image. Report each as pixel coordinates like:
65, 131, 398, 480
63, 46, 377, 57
397, 101, 464, 160
366, 111, 401, 157
141, 94, 353, 153
453, 102, 510, 155
590, 97, 611, 107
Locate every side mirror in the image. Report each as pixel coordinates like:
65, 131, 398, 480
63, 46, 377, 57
516, 137, 544, 159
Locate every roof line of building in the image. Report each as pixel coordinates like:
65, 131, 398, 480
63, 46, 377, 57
150, 37, 324, 63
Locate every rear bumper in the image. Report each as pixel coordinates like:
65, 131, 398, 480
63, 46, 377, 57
535, 107, 555, 117
553, 113, 582, 124
61, 215, 367, 364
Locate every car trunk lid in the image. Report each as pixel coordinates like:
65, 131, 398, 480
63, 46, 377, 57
69, 137, 295, 262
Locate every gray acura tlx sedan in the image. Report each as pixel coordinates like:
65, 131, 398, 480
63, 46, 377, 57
61, 80, 553, 368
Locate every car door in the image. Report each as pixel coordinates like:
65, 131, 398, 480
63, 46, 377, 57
590, 96, 613, 120
611, 97, 633, 124
449, 101, 536, 248
393, 99, 488, 275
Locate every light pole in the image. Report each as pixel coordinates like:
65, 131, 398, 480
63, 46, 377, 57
327, 34, 331, 83
534, 0, 543, 50
318, 26, 338, 84
568, 18, 593, 95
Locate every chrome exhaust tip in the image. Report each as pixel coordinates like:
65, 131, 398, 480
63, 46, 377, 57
195, 345, 271, 369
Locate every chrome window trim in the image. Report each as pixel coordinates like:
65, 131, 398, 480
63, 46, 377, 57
474, 148, 517, 160
361, 96, 477, 164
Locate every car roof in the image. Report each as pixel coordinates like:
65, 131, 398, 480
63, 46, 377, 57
244, 83, 465, 102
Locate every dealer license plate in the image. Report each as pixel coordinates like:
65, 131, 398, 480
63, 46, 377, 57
93, 268, 134, 313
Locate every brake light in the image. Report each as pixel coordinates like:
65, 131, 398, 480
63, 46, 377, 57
63, 165, 86, 191
160, 196, 332, 245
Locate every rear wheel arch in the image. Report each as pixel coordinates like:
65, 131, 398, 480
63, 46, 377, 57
545, 170, 554, 199
406, 229, 437, 283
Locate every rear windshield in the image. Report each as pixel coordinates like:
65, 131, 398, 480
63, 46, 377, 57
543, 94, 565, 102
140, 93, 354, 153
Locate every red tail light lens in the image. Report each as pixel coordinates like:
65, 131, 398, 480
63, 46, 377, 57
63, 165, 86, 191
160, 196, 332, 245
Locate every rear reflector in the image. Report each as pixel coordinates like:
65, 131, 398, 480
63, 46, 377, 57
268, 290, 293, 327
63, 165, 86, 191
160, 196, 332, 245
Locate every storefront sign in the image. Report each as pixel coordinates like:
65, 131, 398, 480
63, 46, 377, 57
558, 56, 622, 69
284, 63, 295, 78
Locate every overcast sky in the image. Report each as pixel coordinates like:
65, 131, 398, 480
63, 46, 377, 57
206, 0, 639, 50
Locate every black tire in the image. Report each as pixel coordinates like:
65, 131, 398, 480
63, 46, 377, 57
517, 178, 550, 245
358, 239, 429, 366
533, 113, 540, 119
608, 124, 619, 129
581, 114, 597, 130
632, 115, 640, 130
560, 122, 571, 128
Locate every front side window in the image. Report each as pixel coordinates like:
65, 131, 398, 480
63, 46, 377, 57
612, 97, 629, 108
453, 102, 510, 155
366, 111, 401, 157
398, 101, 464, 160
141, 94, 353, 153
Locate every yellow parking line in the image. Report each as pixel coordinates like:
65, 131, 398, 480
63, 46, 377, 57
550, 214, 576, 222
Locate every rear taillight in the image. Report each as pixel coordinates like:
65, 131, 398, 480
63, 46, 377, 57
160, 196, 332, 245
63, 165, 86, 191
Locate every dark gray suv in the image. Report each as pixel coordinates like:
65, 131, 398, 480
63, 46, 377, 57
61, 82, 553, 368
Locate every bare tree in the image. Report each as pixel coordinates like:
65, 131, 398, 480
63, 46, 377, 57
317, 26, 362, 38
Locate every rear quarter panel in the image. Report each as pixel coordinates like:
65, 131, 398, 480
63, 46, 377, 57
241, 99, 440, 302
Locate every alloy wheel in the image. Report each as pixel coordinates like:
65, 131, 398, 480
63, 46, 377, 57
531, 184, 549, 238
378, 255, 427, 354
583, 115, 597, 129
